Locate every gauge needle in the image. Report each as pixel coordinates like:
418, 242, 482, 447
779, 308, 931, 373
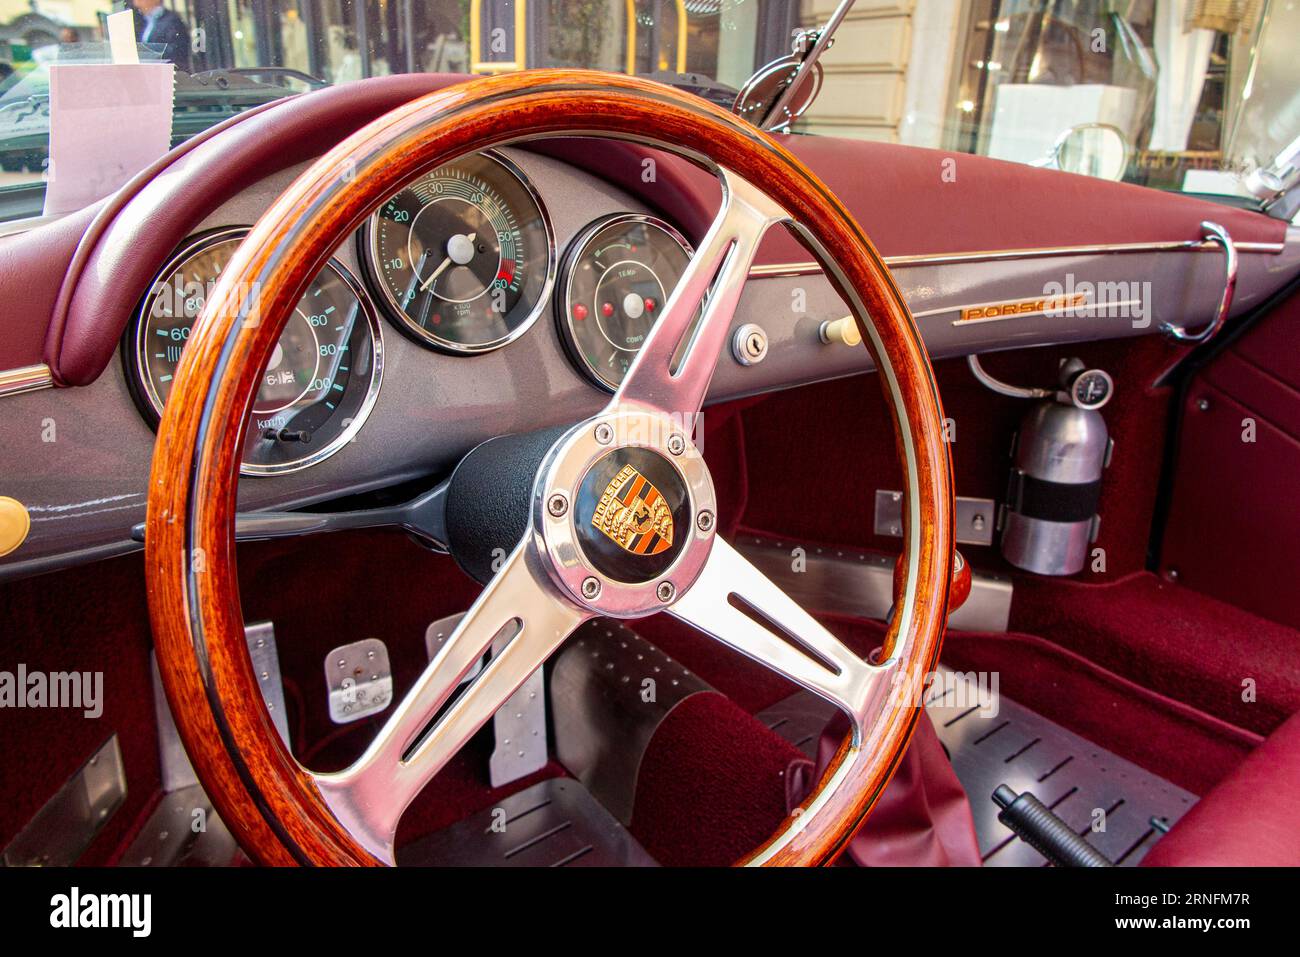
402, 249, 431, 304
419, 232, 477, 292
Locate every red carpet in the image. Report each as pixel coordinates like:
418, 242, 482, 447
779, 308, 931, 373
1009, 571, 1300, 737
940, 629, 1260, 796
631, 691, 802, 866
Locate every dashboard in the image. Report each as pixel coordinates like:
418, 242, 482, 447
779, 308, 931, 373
121, 148, 700, 476
1, 72, 1296, 583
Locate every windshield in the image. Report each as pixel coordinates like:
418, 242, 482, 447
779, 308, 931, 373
0, 0, 1294, 223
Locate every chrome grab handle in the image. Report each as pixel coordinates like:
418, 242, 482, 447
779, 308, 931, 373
1162, 221, 1237, 344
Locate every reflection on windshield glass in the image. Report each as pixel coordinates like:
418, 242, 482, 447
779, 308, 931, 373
0, 0, 1291, 221
1225, 0, 1300, 207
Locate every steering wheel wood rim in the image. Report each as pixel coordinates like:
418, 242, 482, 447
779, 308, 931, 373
146, 70, 954, 867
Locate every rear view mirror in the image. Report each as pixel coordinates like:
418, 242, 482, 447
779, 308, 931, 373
1052, 123, 1130, 181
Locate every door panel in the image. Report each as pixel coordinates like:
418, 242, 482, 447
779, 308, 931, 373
1161, 288, 1300, 630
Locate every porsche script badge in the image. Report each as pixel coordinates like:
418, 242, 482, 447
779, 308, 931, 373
591, 464, 674, 556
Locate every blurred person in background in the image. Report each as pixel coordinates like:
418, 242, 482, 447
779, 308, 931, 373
132, 0, 192, 72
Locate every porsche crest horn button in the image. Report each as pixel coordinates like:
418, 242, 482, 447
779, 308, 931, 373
591, 464, 674, 556
574, 447, 691, 584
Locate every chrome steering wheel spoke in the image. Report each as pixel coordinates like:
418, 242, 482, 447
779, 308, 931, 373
669, 536, 890, 739
609, 167, 786, 421
313, 541, 590, 863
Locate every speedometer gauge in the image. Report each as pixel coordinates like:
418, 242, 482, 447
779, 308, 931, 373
556, 214, 696, 391
362, 151, 555, 353
128, 228, 383, 476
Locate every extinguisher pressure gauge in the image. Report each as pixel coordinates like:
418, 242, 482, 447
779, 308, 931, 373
1067, 368, 1114, 410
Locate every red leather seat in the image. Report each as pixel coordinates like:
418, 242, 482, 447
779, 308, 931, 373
1142, 710, 1300, 866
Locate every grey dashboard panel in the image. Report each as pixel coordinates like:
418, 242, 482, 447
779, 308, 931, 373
2, 145, 1298, 581
728, 228, 1300, 398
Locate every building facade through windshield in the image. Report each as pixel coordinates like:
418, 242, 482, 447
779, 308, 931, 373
0, 0, 1281, 204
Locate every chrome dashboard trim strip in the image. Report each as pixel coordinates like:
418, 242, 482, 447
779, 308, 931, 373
747, 238, 1287, 278
0, 237, 1285, 403
0, 363, 54, 397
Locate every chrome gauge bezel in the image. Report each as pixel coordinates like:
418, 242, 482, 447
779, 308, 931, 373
554, 212, 694, 392
127, 227, 385, 477
359, 149, 557, 355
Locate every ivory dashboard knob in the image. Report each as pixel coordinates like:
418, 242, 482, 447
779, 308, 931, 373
819, 315, 862, 347
0, 496, 31, 558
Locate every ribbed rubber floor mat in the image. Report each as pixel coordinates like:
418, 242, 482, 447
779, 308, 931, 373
928, 667, 1197, 866
398, 777, 657, 866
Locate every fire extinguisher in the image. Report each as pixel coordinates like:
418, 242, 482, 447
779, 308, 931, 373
969, 356, 1114, 576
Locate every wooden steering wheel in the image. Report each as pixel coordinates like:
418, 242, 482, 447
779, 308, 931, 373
146, 71, 955, 866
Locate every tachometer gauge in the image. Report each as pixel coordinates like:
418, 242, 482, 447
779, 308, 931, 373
128, 228, 383, 475
362, 151, 555, 353
556, 214, 695, 391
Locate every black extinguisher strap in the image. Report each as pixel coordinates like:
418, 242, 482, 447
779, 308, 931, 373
1007, 469, 1103, 524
